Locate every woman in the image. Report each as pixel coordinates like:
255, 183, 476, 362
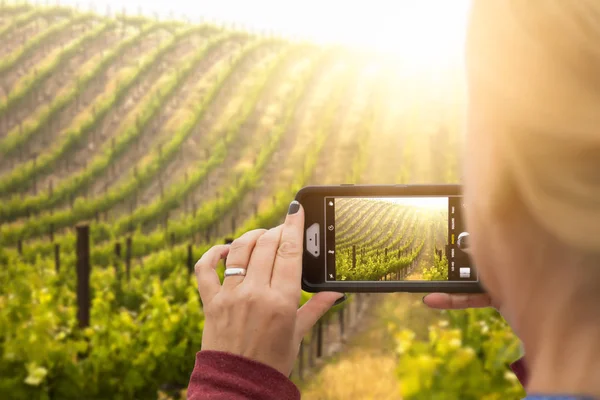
187, 1, 600, 399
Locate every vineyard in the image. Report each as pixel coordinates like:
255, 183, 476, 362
334, 198, 447, 281
0, 3, 525, 400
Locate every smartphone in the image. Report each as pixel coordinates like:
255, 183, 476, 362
296, 184, 484, 293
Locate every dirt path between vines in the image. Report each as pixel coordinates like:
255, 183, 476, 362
299, 292, 439, 400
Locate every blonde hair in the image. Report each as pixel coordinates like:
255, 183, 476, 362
466, 0, 600, 253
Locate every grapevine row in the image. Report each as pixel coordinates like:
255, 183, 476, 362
335, 216, 427, 281
0, 3, 32, 16
110, 41, 291, 234
335, 201, 395, 247
0, 22, 159, 158
0, 12, 95, 76
0, 33, 249, 244
0, 20, 115, 120
0, 6, 71, 42
334, 200, 386, 238
336, 203, 408, 249
360, 210, 419, 258
0, 24, 220, 210
338, 205, 411, 251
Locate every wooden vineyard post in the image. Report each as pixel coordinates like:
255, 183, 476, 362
17, 240, 22, 255
54, 243, 60, 273
187, 244, 194, 275
347, 298, 352, 326
308, 329, 315, 368
339, 307, 345, 338
114, 242, 122, 281
76, 225, 91, 329
344, 299, 349, 328
125, 237, 132, 281
352, 245, 356, 270
170, 232, 176, 247
385, 247, 388, 261
49, 223, 54, 242
316, 319, 323, 358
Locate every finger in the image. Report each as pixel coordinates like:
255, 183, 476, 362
224, 229, 267, 290
271, 201, 304, 293
295, 292, 344, 340
423, 293, 493, 309
195, 245, 230, 304
245, 225, 283, 287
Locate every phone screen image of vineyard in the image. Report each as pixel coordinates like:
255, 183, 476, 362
332, 197, 451, 281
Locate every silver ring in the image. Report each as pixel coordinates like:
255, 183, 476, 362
224, 267, 247, 278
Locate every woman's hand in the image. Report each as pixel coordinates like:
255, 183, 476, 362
423, 293, 500, 311
423, 293, 514, 327
194, 201, 343, 377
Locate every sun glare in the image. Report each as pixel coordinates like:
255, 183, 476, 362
61, 0, 471, 72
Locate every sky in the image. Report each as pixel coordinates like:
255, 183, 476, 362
52, 0, 472, 66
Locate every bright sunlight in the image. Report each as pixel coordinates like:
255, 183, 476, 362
58, 0, 471, 71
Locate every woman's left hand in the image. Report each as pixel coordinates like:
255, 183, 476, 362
194, 201, 343, 377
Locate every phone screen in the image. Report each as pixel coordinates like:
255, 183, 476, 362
323, 196, 476, 282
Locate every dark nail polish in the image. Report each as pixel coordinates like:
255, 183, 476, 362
288, 200, 300, 215
334, 294, 347, 306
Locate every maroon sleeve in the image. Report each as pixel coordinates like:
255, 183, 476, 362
510, 356, 528, 388
187, 350, 301, 400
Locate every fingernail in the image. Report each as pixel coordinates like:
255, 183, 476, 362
334, 294, 347, 306
288, 200, 300, 215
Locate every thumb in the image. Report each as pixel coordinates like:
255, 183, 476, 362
295, 292, 343, 339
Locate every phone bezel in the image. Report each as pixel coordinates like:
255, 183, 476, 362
295, 184, 484, 293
